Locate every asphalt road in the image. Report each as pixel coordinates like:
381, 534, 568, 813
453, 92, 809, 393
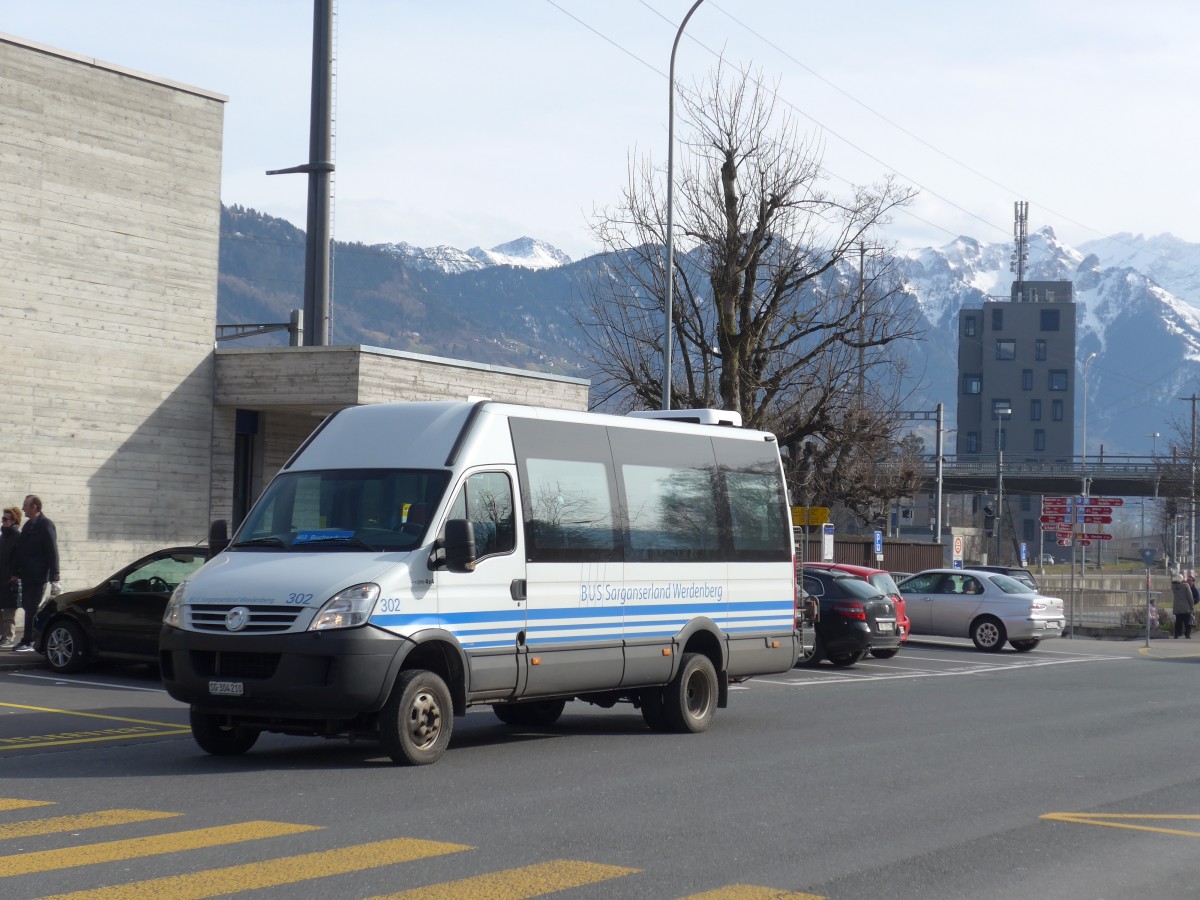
2, 637, 1199, 899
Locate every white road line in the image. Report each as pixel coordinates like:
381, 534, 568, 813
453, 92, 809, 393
6, 672, 168, 693
758, 655, 1126, 686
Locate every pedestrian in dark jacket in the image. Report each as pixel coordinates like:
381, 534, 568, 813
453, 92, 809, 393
12, 494, 59, 652
0, 506, 22, 648
1171, 572, 1194, 639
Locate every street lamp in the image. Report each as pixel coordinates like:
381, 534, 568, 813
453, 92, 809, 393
995, 407, 1010, 563
661, 0, 706, 411
1147, 431, 1160, 457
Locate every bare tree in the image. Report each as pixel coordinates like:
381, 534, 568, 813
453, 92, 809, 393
584, 65, 924, 513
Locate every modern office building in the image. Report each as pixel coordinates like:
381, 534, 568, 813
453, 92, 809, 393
956, 280, 1077, 559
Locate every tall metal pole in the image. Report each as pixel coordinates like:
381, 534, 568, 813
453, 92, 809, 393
265, 0, 334, 346
662, 0, 706, 410
1081, 352, 1096, 572
934, 402, 944, 544
995, 411, 1007, 563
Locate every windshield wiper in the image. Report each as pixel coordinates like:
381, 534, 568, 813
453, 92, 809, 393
231, 536, 286, 549
293, 535, 376, 551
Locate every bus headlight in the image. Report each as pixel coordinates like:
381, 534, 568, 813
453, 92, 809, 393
308, 583, 380, 631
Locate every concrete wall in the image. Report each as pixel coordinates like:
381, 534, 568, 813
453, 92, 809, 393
0, 35, 225, 587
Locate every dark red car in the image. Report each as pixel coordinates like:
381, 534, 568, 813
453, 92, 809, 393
802, 562, 910, 658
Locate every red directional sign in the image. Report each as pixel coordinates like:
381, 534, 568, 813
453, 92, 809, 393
1077, 539, 1093, 546
1082, 497, 1124, 507
1040, 515, 1071, 523
1079, 515, 1113, 524
1079, 506, 1113, 516
1078, 532, 1113, 541
1056, 531, 1073, 540
1041, 523, 1067, 531
1042, 498, 1073, 508
1056, 538, 1073, 546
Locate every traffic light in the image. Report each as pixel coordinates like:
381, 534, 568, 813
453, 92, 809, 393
983, 503, 996, 537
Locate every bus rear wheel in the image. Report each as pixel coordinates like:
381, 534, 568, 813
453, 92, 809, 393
662, 652, 718, 733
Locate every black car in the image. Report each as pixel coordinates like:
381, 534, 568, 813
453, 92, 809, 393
33, 546, 208, 673
796, 569, 901, 668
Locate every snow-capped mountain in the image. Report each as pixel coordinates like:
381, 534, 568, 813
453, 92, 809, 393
902, 227, 1200, 455
380, 236, 572, 274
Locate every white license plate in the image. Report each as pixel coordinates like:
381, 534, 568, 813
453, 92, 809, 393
877, 621, 895, 633
208, 681, 244, 696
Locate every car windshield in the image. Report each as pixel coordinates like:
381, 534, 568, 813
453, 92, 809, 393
988, 574, 1035, 594
232, 468, 450, 553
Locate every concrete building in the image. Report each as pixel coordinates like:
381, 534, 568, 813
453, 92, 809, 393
956, 280, 1077, 559
0, 33, 588, 590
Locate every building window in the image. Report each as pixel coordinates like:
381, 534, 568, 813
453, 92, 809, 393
965, 432, 979, 453
1049, 370, 1068, 391
1052, 399, 1064, 421
964, 315, 977, 337
1034, 429, 1046, 451
1020, 495, 1031, 512
1023, 519, 1037, 543
992, 399, 1012, 419
1022, 369, 1033, 390
996, 339, 1016, 360
1030, 399, 1042, 421
992, 308, 1003, 331
1046, 290, 1056, 303
1036, 340, 1047, 361
963, 374, 982, 395
1040, 309, 1060, 331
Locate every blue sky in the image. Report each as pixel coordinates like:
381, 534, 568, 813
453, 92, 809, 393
5, 1, 1199, 260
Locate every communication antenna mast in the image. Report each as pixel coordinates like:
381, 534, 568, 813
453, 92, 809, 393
1010, 200, 1029, 294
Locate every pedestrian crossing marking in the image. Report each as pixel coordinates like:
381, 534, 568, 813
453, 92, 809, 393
684, 886, 826, 899
0, 820, 319, 877
0, 809, 181, 839
0, 798, 54, 812
368, 859, 638, 899
36, 836, 473, 900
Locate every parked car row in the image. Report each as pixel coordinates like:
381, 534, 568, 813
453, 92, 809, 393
796, 562, 1065, 668
26, 545, 1065, 678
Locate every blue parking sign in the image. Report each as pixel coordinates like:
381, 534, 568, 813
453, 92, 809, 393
873, 530, 883, 556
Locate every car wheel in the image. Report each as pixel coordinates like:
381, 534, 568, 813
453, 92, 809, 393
796, 632, 825, 668
1010, 639, 1039, 652
971, 616, 1007, 652
189, 708, 260, 756
662, 652, 718, 733
829, 650, 866, 667
639, 688, 670, 732
870, 648, 899, 659
493, 699, 566, 727
44, 620, 88, 673
379, 670, 454, 765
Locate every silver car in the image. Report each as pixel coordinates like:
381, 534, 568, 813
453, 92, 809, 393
897, 569, 1065, 652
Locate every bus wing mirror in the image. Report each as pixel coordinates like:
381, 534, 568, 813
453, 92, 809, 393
442, 519, 477, 572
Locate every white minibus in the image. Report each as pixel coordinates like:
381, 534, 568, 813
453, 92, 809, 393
161, 401, 799, 764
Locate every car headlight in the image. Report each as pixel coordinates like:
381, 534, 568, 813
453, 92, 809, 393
163, 581, 189, 629
308, 583, 380, 631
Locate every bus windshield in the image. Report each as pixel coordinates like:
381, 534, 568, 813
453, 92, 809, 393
232, 468, 450, 552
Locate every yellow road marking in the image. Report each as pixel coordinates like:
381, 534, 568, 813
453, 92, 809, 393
0, 809, 182, 839
369, 859, 638, 899
0, 799, 54, 812
1137, 647, 1200, 660
684, 888, 826, 899
38, 836, 473, 900
0, 820, 319, 877
0, 702, 189, 749
1042, 812, 1200, 838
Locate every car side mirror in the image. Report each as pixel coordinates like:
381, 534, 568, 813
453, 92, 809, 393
209, 519, 229, 556
108, 579, 122, 592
